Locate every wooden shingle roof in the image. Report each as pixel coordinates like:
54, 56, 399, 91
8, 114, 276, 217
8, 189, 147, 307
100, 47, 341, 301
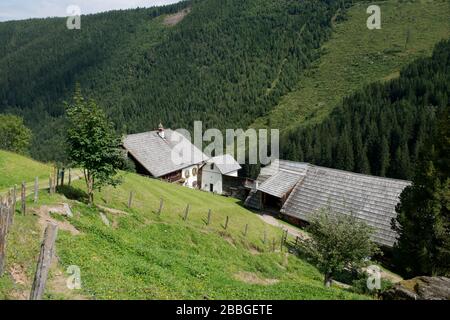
280, 165, 411, 247
258, 170, 304, 198
257, 159, 308, 184
123, 130, 208, 178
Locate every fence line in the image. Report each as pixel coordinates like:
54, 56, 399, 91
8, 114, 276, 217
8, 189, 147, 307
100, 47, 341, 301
103, 189, 292, 251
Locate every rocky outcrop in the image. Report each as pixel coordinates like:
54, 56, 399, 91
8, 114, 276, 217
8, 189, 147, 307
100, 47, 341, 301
382, 276, 450, 300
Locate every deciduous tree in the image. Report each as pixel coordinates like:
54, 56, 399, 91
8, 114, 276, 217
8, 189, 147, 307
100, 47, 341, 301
299, 209, 379, 287
66, 87, 123, 204
0, 114, 32, 154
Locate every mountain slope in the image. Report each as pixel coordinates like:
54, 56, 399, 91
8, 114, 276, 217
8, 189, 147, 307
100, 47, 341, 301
280, 38, 450, 180
252, 0, 450, 131
0, 0, 343, 161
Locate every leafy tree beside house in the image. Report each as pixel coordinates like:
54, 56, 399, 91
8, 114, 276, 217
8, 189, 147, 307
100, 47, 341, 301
298, 209, 379, 287
66, 87, 123, 204
0, 114, 32, 154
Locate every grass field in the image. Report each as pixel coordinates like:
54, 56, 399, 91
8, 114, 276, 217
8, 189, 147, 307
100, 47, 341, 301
0, 156, 369, 299
0, 150, 52, 191
252, 0, 450, 131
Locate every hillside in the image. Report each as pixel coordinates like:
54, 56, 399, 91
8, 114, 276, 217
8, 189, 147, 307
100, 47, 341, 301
252, 0, 450, 131
0, 159, 368, 299
0, 0, 342, 161
280, 37, 450, 180
0, 150, 51, 190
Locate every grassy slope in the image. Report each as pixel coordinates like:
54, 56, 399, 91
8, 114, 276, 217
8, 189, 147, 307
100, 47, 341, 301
252, 0, 450, 131
0, 150, 51, 190
0, 168, 368, 300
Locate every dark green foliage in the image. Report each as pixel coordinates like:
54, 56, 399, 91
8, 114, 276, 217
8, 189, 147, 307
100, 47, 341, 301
66, 87, 123, 203
393, 101, 450, 278
0, 0, 347, 161
0, 114, 32, 154
282, 39, 450, 180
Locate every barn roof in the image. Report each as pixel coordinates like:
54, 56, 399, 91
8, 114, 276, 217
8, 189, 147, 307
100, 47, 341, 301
280, 165, 411, 247
123, 129, 208, 178
258, 170, 304, 198
207, 154, 241, 175
258, 159, 309, 184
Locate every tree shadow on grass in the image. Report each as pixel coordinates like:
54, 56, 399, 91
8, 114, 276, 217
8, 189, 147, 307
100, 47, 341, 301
56, 185, 89, 203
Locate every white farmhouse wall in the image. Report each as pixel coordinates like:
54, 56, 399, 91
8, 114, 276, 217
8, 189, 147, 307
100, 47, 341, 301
201, 163, 223, 194
181, 165, 200, 189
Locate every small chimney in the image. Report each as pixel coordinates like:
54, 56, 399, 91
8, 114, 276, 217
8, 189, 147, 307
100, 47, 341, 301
158, 122, 165, 139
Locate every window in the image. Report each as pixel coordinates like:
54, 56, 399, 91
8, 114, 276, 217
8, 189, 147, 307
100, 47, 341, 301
184, 170, 190, 178
211, 163, 215, 170
192, 167, 198, 176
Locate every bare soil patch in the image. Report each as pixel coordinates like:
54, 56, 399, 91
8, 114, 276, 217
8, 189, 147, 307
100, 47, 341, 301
234, 271, 279, 285
32, 205, 80, 235
163, 8, 191, 26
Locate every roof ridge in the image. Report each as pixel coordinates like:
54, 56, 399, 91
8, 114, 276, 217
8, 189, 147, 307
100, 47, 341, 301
306, 164, 411, 184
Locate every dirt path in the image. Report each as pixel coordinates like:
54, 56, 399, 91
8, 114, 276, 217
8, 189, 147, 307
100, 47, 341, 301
258, 213, 308, 240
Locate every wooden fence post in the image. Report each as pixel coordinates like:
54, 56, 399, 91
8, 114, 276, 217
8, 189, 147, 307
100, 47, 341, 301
0, 206, 6, 276
295, 236, 299, 246
68, 169, 72, 186
157, 198, 163, 215
224, 216, 229, 230
21, 182, 26, 215
61, 168, 65, 186
29, 223, 58, 300
127, 191, 133, 208
207, 209, 211, 226
12, 185, 16, 213
53, 166, 57, 193
0, 205, 13, 277
49, 177, 52, 194
34, 177, 39, 203
244, 224, 248, 237
0, 206, 9, 276
183, 204, 190, 221
280, 230, 289, 251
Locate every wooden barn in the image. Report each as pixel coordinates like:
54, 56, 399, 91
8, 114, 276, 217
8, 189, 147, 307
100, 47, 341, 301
245, 159, 411, 248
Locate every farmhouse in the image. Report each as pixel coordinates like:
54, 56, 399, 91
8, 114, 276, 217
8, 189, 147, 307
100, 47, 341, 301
200, 154, 241, 194
123, 124, 208, 188
245, 159, 411, 248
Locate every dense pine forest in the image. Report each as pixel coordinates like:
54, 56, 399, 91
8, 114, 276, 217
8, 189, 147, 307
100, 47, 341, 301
0, 0, 448, 182
281, 39, 450, 180
0, 0, 347, 161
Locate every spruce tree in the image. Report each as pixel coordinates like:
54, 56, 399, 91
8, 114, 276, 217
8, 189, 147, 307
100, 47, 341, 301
393, 105, 450, 277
